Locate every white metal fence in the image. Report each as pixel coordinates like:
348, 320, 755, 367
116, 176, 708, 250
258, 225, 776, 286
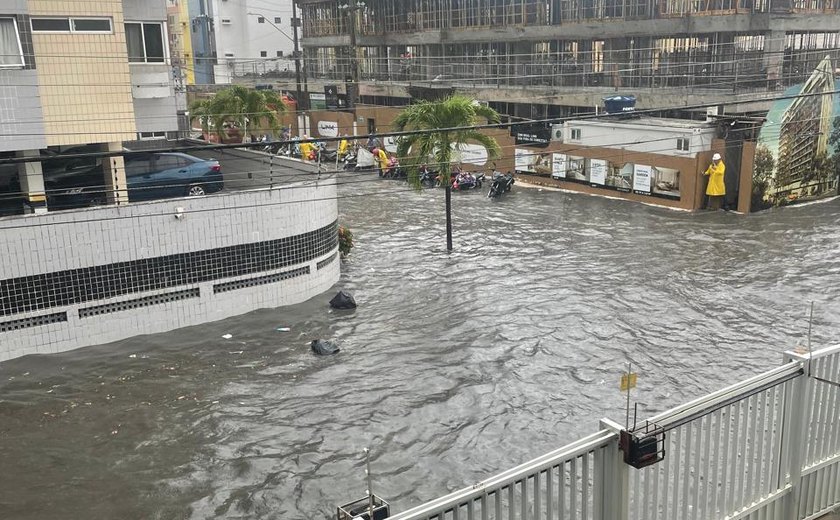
386, 345, 840, 520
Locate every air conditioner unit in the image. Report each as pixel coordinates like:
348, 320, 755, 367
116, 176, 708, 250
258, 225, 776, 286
551, 124, 563, 142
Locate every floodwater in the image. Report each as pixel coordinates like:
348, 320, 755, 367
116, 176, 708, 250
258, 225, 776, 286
2, 177, 840, 519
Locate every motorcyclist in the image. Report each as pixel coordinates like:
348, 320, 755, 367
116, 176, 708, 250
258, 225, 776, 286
299, 136, 314, 161
338, 135, 350, 159
386, 154, 400, 177
376, 148, 389, 177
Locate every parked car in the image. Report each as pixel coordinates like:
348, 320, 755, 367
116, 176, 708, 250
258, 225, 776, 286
40, 145, 106, 210
125, 152, 223, 201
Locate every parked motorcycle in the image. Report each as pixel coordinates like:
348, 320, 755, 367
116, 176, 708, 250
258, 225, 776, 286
419, 168, 439, 187
452, 171, 485, 191
488, 171, 514, 198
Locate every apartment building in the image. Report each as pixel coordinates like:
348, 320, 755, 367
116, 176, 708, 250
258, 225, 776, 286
210, 0, 296, 84
298, 0, 840, 118
0, 0, 178, 213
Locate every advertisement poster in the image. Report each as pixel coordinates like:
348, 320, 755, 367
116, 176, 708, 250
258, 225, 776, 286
514, 148, 552, 174
309, 93, 327, 110
567, 156, 587, 181
633, 164, 652, 193
514, 148, 531, 170
606, 162, 634, 191
752, 56, 840, 210
551, 153, 567, 179
652, 167, 680, 198
589, 159, 607, 185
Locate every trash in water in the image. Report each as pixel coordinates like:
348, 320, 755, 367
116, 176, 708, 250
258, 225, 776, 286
276, 327, 291, 332
222, 334, 233, 339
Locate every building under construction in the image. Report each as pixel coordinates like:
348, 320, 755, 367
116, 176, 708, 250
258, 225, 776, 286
298, 0, 840, 118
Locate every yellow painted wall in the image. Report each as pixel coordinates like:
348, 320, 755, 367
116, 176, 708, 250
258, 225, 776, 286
29, 0, 136, 146
179, 0, 195, 85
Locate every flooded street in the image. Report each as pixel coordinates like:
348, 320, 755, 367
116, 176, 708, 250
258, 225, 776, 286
2, 177, 840, 519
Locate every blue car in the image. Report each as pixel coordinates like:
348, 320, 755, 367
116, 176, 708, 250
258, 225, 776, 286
126, 152, 223, 201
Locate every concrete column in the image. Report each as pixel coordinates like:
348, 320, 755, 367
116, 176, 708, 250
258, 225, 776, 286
763, 30, 785, 89
16, 149, 47, 214
103, 142, 128, 205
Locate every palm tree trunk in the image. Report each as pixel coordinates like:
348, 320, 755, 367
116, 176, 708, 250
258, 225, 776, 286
445, 184, 453, 252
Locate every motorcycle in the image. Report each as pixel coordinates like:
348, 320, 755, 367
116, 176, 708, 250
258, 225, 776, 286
419, 168, 439, 187
488, 171, 514, 198
452, 171, 485, 191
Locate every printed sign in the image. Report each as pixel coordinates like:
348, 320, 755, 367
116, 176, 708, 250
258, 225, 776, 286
514, 148, 531, 170
620, 372, 638, 392
514, 125, 551, 147
633, 164, 652, 193
590, 159, 607, 185
317, 120, 339, 138
384, 136, 398, 153
324, 85, 339, 109
551, 153, 567, 179
454, 143, 488, 166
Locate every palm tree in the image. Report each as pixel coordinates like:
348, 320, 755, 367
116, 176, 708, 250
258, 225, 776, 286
393, 95, 501, 251
189, 86, 287, 143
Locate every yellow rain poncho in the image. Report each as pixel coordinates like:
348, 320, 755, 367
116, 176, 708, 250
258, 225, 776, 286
704, 160, 726, 196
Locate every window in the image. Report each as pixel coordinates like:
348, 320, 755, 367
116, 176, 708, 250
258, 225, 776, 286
570, 128, 581, 140
137, 131, 166, 140
260, 50, 267, 57
221, 18, 232, 24
274, 17, 282, 24
125, 22, 165, 63
676, 137, 690, 151
31, 18, 70, 31
224, 52, 234, 57
0, 18, 24, 68
276, 50, 283, 57
31, 17, 112, 33
257, 17, 265, 23
72, 18, 112, 32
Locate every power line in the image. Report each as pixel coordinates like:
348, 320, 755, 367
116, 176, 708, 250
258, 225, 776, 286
1, 85, 836, 166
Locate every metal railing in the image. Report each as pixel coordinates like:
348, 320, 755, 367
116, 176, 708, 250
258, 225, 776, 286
384, 344, 840, 520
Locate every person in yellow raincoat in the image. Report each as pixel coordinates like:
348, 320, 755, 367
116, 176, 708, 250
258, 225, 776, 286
704, 152, 726, 210
376, 148, 389, 177
299, 137, 314, 161
337, 135, 349, 159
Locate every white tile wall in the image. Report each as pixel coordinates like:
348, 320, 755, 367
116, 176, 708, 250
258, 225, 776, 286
0, 180, 339, 362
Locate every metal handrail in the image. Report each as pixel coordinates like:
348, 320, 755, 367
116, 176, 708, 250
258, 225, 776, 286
387, 429, 616, 520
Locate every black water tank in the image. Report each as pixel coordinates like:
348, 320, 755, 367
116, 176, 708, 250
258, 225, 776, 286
603, 95, 637, 114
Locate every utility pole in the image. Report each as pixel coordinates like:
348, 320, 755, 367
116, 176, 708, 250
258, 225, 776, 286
347, 0, 360, 107
291, 1, 304, 110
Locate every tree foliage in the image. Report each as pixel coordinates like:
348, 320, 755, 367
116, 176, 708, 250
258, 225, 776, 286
393, 95, 502, 187
189, 86, 287, 140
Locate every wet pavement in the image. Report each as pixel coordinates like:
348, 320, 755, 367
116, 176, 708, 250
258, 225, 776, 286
1, 176, 839, 519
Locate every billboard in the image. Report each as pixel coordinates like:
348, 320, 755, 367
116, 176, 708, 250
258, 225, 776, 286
752, 56, 840, 211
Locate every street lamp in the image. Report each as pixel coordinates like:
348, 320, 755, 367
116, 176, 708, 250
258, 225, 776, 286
248, 10, 303, 111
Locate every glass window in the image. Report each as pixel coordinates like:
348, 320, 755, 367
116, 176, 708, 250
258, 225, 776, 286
153, 155, 183, 170
125, 22, 165, 63
260, 50, 267, 57
125, 157, 152, 177
143, 23, 164, 62
274, 17, 282, 24
125, 23, 144, 62
31, 18, 71, 32
258, 17, 265, 23
276, 50, 283, 57
72, 18, 112, 32
0, 18, 24, 67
